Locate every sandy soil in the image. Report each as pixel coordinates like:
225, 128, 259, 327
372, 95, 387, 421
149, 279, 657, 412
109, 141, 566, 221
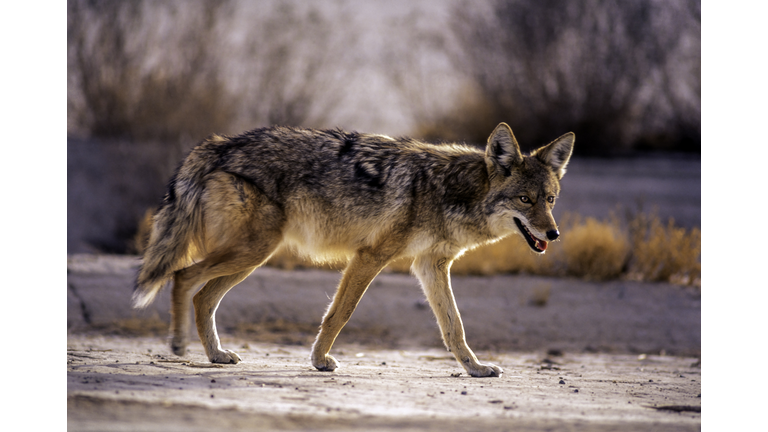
67, 255, 700, 431
68, 255, 701, 357
67, 334, 700, 431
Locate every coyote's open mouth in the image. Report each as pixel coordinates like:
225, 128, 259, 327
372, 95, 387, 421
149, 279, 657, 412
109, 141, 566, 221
514, 218, 548, 253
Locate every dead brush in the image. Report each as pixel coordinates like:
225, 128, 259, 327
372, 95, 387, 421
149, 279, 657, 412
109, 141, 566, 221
380, 233, 559, 277
443, 212, 630, 280
559, 214, 630, 281
132, 208, 700, 285
448, 235, 559, 277
627, 213, 701, 285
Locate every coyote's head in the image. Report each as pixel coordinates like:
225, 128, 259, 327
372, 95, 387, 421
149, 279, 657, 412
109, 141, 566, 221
484, 123, 574, 254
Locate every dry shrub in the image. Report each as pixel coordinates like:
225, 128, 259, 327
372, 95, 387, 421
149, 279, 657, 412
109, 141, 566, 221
131, 206, 699, 285
67, 0, 235, 142
560, 215, 630, 281
382, 234, 556, 277
628, 214, 701, 285
450, 235, 556, 276
450, 0, 701, 154
382, 213, 631, 280
411, 84, 500, 146
68, 1, 358, 142
264, 233, 556, 277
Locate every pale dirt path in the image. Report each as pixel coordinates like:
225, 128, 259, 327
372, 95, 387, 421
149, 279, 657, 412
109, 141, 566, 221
67, 255, 702, 358
67, 334, 700, 432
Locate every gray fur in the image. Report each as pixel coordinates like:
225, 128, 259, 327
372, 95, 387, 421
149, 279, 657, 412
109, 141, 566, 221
134, 123, 574, 377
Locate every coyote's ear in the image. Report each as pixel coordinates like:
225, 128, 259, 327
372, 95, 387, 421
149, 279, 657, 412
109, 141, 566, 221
533, 132, 575, 179
485, 123, 523, 178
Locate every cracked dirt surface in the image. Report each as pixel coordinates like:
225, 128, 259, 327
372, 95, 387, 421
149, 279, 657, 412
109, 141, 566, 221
67, 255, 700, 431
67, 334, 700, 431
67, 255, 701, 357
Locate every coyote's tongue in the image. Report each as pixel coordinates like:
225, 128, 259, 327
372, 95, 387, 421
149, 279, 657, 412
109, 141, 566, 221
536, 239, 548, 251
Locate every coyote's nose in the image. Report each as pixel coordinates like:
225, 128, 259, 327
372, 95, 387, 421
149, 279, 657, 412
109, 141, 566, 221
546, 230, 559, 241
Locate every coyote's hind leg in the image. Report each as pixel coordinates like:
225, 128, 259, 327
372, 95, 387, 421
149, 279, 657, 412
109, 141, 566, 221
170, 267, 253, 363
168, 253, 256, 363
171, 243, 279, 364
169, 171, 285, 363
192, 268, 255, 363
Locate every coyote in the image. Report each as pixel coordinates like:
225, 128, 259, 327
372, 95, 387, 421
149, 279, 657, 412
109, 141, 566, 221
134, 123, 574, 377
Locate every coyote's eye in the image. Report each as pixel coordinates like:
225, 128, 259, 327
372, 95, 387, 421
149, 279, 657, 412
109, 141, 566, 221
547, 196, 555, 203
519, 196, 530, 203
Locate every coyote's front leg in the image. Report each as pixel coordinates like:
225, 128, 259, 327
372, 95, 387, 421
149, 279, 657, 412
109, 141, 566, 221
412, 255, 502, 377
311, 249, 392, 371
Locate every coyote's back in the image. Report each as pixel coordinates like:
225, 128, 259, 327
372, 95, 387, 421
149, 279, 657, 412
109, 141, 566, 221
134, 124, 574, 376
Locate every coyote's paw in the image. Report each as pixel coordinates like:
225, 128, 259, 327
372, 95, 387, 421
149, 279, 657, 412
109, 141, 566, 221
312, 353, 340, 372
467, 362, 503, 378
170, 338, 187, 357
208, 349, 241, 364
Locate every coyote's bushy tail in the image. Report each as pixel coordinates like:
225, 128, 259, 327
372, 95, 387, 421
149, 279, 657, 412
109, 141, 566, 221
133, 146, 214, 309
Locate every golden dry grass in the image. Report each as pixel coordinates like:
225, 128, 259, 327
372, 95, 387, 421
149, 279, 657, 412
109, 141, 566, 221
626, 214, 701, 285
133, 208, 700, 286
559, 214, 630, 281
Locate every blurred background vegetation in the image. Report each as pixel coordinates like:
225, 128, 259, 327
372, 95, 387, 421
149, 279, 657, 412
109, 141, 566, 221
67, 0, 699, 154
68, 0, 700, 285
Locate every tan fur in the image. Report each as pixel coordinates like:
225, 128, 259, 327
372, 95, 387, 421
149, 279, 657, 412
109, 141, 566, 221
134, 123, 574, 377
